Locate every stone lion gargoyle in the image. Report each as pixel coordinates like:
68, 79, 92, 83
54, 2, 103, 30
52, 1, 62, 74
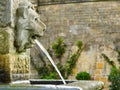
14, 1, 46, 53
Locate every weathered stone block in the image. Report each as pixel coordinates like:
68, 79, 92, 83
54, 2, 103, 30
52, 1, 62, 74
0, 53, 30, 82
96, 62, 104, 69
0, 54, 11, 83
0, 28, 14, 54
95, 69, 101, 75
0, 0, 33, 83
0, 0, 11, 27
100, 77, 108, 83
11, 53, 30, 81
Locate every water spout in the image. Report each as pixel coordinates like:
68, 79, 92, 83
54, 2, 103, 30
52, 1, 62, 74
35, 39, 66, 84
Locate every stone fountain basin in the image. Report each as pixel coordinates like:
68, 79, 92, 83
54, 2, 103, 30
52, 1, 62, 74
0, 85, 80, 90
30, 79, 76, 85
8, 79, 104, 90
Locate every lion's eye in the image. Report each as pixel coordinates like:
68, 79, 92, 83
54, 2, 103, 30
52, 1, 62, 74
35, 18, 38, 21
28, 6, 30, 8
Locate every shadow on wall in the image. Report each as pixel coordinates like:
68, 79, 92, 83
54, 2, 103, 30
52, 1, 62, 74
37, 0, 105, 6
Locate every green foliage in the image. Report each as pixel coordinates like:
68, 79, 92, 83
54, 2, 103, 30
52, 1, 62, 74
38, 65, 59, 79
65, 40, 83, 76
109, 67, 120, 81
102, 51, 120, 90
101, 53, 115, 67
66, 54, 77, 75
67, 54, 77, 67
77, 41, 83, 50
38, 39, 84, 79
41, 73, 57, 79
52, 37, 66, 59
76, 71, 91, 80
109, 67, 120, 90
57, 64, 67, 78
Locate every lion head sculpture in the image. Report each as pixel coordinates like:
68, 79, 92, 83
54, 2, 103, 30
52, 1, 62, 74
14, 1, 46, 53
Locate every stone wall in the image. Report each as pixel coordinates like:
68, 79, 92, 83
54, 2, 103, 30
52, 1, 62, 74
0, 0, 31, 83
38, 0, 101, 5
30, 1, 120, 89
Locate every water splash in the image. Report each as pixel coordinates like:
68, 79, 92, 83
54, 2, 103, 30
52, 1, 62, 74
35, 39, 66, 84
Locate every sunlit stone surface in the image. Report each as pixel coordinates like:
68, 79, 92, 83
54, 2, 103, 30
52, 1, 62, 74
0, 0, 46, 83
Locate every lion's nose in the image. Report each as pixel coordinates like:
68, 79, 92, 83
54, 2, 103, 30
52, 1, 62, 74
38, 19, 46, 31
43, 29, 45, 31
42, 24, 46, 32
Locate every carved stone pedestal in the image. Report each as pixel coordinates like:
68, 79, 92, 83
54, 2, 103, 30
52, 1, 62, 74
0, 54, 30, 83
0, 28, 30, 83
0, 0, 30, 83
0, 0, 45, 83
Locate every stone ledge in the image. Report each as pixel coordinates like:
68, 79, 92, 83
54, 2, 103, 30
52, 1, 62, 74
66, 81, 104, 90
11, 80, 104, 90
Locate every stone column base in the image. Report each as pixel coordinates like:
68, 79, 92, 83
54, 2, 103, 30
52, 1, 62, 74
0, 53, 30, 83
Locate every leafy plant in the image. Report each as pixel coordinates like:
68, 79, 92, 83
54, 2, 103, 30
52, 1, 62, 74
101, 53, 115, 67
66, 54, 77, 75
52, 37, 66, 59
76, 71, 91, 80
38, 65, 59, 79
102, 51, 120, 90
109, 67, 120, 90
77, 41, 83, 50
57, 63, 67, 78
37, 39, 84, 79
65, 41, 83, 76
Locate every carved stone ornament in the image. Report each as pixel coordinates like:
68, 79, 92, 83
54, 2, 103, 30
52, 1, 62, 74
14, 1, 46, 53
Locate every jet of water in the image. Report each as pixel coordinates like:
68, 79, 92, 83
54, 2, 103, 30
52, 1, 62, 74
35, 39, 66, 84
